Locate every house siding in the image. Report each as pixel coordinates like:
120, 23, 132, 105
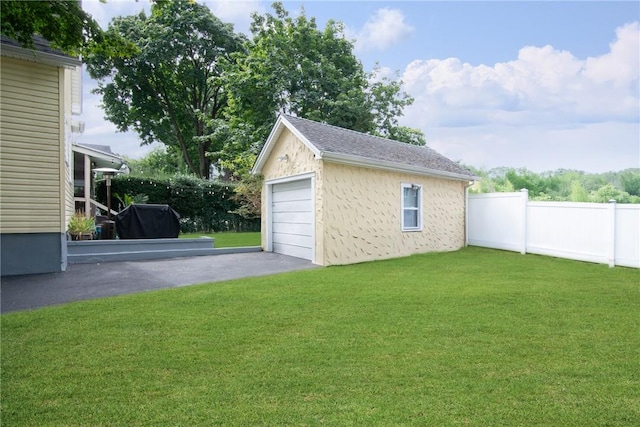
0, 54, 73, 275
0, 56, 63, 234
320, 162, 466, 265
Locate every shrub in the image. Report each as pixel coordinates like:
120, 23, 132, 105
97, 175, 260, 233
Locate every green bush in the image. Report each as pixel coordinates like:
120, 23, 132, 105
97, 175, 260, 233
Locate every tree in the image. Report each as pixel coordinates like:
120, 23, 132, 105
569, 180, 589, 202
590, 184, 633, 203
124, 146, 189, 177
0, 0, 104, 55
222, 2, 421, 174
620, 170, 640, 196
84, 0, 245, 178
230, 174, 263, 219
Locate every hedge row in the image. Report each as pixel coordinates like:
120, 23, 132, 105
96, 175, 260, 233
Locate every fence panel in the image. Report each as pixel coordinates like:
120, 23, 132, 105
467, 192, 525, 253
615, 205, 640, 268
526, 202, 610, 265
467, 192, 640, 268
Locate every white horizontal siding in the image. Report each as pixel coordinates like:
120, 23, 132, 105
0, 56, 62, 233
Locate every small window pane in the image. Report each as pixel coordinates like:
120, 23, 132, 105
404, 209, 418, 228
404, 188, 418, 208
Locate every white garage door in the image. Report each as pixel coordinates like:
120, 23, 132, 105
271, 179, 313, 260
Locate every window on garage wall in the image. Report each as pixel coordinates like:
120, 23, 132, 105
401, 183, 422, 231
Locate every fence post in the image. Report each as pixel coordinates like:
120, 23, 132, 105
520, 189, 529, 255
607, 199, 616, 267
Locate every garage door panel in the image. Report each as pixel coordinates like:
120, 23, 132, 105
272, 187, 311, 203
272, 211, 312, 224
272, 199, 312, 213
271, 178, 313, 261
273, 243, 313, 260
273, 232, 312, 248
272, 222, 311, 236
272, 179, 311, 193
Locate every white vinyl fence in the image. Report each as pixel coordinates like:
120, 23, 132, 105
467, 190, 640, 268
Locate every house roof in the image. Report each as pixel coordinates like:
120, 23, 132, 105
73, 142, 125, 169
253, 115, 477, 181
0, 35, 81, 68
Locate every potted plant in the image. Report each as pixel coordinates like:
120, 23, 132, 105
68, 211, 96, 241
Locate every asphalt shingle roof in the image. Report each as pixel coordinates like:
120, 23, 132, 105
282, 115, 475, 179
1, 35, 72, 58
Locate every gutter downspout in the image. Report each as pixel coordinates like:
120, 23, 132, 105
464, 180, 475, 247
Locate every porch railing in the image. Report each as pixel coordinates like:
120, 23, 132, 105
74, 197, 118, 217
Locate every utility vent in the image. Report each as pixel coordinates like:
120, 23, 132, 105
71, 120, 85, 134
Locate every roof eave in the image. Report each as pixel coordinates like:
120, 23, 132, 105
1, 43, 81, 68
72, 143, 125, 167
320, 151, 477, 182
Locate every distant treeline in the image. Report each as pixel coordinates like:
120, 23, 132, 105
468, 167, 640, 203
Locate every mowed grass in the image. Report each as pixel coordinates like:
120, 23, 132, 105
180, 231, 260, 247
2, 247, 638, 426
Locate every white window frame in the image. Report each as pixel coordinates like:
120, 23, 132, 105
401, 183, 423, 232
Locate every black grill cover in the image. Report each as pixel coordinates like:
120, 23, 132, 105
116, 204, 180, 239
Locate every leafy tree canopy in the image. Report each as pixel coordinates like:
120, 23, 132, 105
84, 0, 246, 178
0, 0, 113, 56
123, 146, 190, 178
220, 2, 424, 174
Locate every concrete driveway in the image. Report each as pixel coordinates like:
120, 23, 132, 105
1, 252, 319, 313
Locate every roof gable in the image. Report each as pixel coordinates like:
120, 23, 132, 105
253, 115, 476, 181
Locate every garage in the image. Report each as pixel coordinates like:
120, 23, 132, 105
270, 178, 314, 260
254, 115, 475, 266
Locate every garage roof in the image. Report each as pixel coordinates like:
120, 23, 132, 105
253, 114, 477, 181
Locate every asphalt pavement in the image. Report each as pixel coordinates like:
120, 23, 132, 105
1, 252, 319, 313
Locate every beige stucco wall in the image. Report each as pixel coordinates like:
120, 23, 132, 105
0, 56, 65, 234
320, 162, 467, 265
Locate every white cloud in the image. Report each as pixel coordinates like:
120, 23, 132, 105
400, 22, 640, 172
402, 22, 639, 128
83, 0, 151, 28
203, 0, 264, 34
352, 8, 414, 52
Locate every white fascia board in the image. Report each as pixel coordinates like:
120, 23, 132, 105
72, 143, 124, 166
251, 116, 285, 175
1, 44, 81, 68
279, 116, 322, 158
251, 115, 321, 175
320, 151, 478, 182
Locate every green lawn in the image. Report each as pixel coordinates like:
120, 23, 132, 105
180, 231, 261, 247
2, 248, 639, 426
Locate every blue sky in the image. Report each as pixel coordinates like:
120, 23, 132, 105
79, 0, 640, 173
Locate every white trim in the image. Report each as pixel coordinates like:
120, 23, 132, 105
72, 143, 124, 167
252, 115, 321, 175
280, 116, 322, 158
1, 43, 81, 68
264, 173, 316, 263
401, 183, 423, 232
265, 171, 315, 186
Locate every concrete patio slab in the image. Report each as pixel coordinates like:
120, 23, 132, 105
1, 252, 319, 313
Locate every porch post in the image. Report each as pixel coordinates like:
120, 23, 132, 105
84, 154, 91, 215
